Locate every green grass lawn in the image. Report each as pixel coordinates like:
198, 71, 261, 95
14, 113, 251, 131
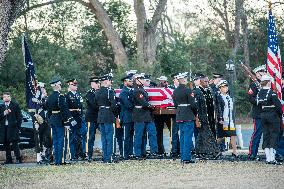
1, 160, 284, 189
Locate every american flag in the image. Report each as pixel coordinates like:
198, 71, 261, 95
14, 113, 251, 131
266, 10, 282, 100
115, 88, 174, 108
22, 35, 37, 108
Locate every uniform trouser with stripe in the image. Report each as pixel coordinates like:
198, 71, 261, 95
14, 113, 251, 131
115, 127, 123, 156
178, 121, 194, 161
249, 118, 262, 157
100, 123, 114, 162
261, 114, 280, 149
171, 116, 180, 155
123, 122, 134, 159
34, 122, 52, 153
69, 117, 82, 159
134, 122, 158, 157
52, 126, 64, 165
276, 130, 284, 155
87, 122, 99, 158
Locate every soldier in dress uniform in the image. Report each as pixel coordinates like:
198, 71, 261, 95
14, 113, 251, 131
173, 72, 197, 163
209, 73, 226, 151
192, 73, 204, 147
65, 79, 83, 161
248, 65, 266, 160
257, 75, 282, 164
119, 72, 135, 159
210, 73, 223, 95
169, 73, 180, 158
29, 82, 52, 164
154, 76, 172, 157
141, 74, 151, 157
46, 78, 76, 165
95, 73, 118, 163
133, 73, 158, 159
85, 76, 100, 162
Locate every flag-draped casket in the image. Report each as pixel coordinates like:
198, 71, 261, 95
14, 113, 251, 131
115, 88, 176, 114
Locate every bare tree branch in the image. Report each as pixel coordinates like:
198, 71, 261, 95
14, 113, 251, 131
19, 0, 90, 17
149, 0, 167, 31
18, 0, 128, 65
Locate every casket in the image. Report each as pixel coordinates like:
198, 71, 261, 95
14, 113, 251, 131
115, 87, 176, 115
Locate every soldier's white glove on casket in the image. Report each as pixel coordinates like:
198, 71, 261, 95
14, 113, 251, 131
35, 122, 40, 130
32, 98, 40, 103
70, 119, 77, 127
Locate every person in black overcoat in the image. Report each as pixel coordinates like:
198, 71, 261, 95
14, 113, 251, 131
0, 92, 22, 164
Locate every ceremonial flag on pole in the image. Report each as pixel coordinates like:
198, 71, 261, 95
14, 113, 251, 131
22, 35, 37, 108
266, 9, 282, 100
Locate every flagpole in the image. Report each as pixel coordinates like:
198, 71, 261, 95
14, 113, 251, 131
268, 1, 272, 11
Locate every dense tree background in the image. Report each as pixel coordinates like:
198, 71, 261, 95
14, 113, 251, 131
0, 0, 283, 121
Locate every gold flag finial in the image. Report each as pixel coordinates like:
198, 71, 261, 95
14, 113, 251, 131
268, 1, 272, 10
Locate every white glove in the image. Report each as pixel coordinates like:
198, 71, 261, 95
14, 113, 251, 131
32, 98, 40, 103
71, 120, 77, 127
35, 122, 40, 130
65, 125, 70, 130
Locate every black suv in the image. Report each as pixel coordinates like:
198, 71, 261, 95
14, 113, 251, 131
0, 100, 35, 150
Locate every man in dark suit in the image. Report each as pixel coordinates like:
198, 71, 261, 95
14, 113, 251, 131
0, 92, 22, 164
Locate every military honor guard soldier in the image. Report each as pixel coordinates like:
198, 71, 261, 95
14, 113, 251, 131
248, 65, 266, 160
85, 76, 100, 162
46, 78, 77, 166
95, 73, 118, 163
173, 72, 197, 163
119, 71, 135, 159
155, 76, 172, 156
132, 73, 158, 159
257, 75, 282, 164
65, 79, 84, 161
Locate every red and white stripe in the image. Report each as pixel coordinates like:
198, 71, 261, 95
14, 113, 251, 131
267, 47, 282, 99
115, 88, 174, 109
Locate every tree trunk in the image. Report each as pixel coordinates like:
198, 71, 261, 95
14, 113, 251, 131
231, 0, 243, 59
241, 6, 250, 66
89, 0, 128, 66
0, 0, 25, 67
144, 0, 167, 65
134, 0, 147, 65
134, 0, 167, 66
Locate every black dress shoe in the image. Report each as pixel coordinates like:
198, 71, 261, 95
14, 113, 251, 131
275, 154, 284, 162
183, 160, 196, 164
135, 156, 144, 161
214, 152, 222, 160
15, 159, 22, 164
4, 160, 13, 164
248, 155, 257, 161
271, 160, 282, 165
